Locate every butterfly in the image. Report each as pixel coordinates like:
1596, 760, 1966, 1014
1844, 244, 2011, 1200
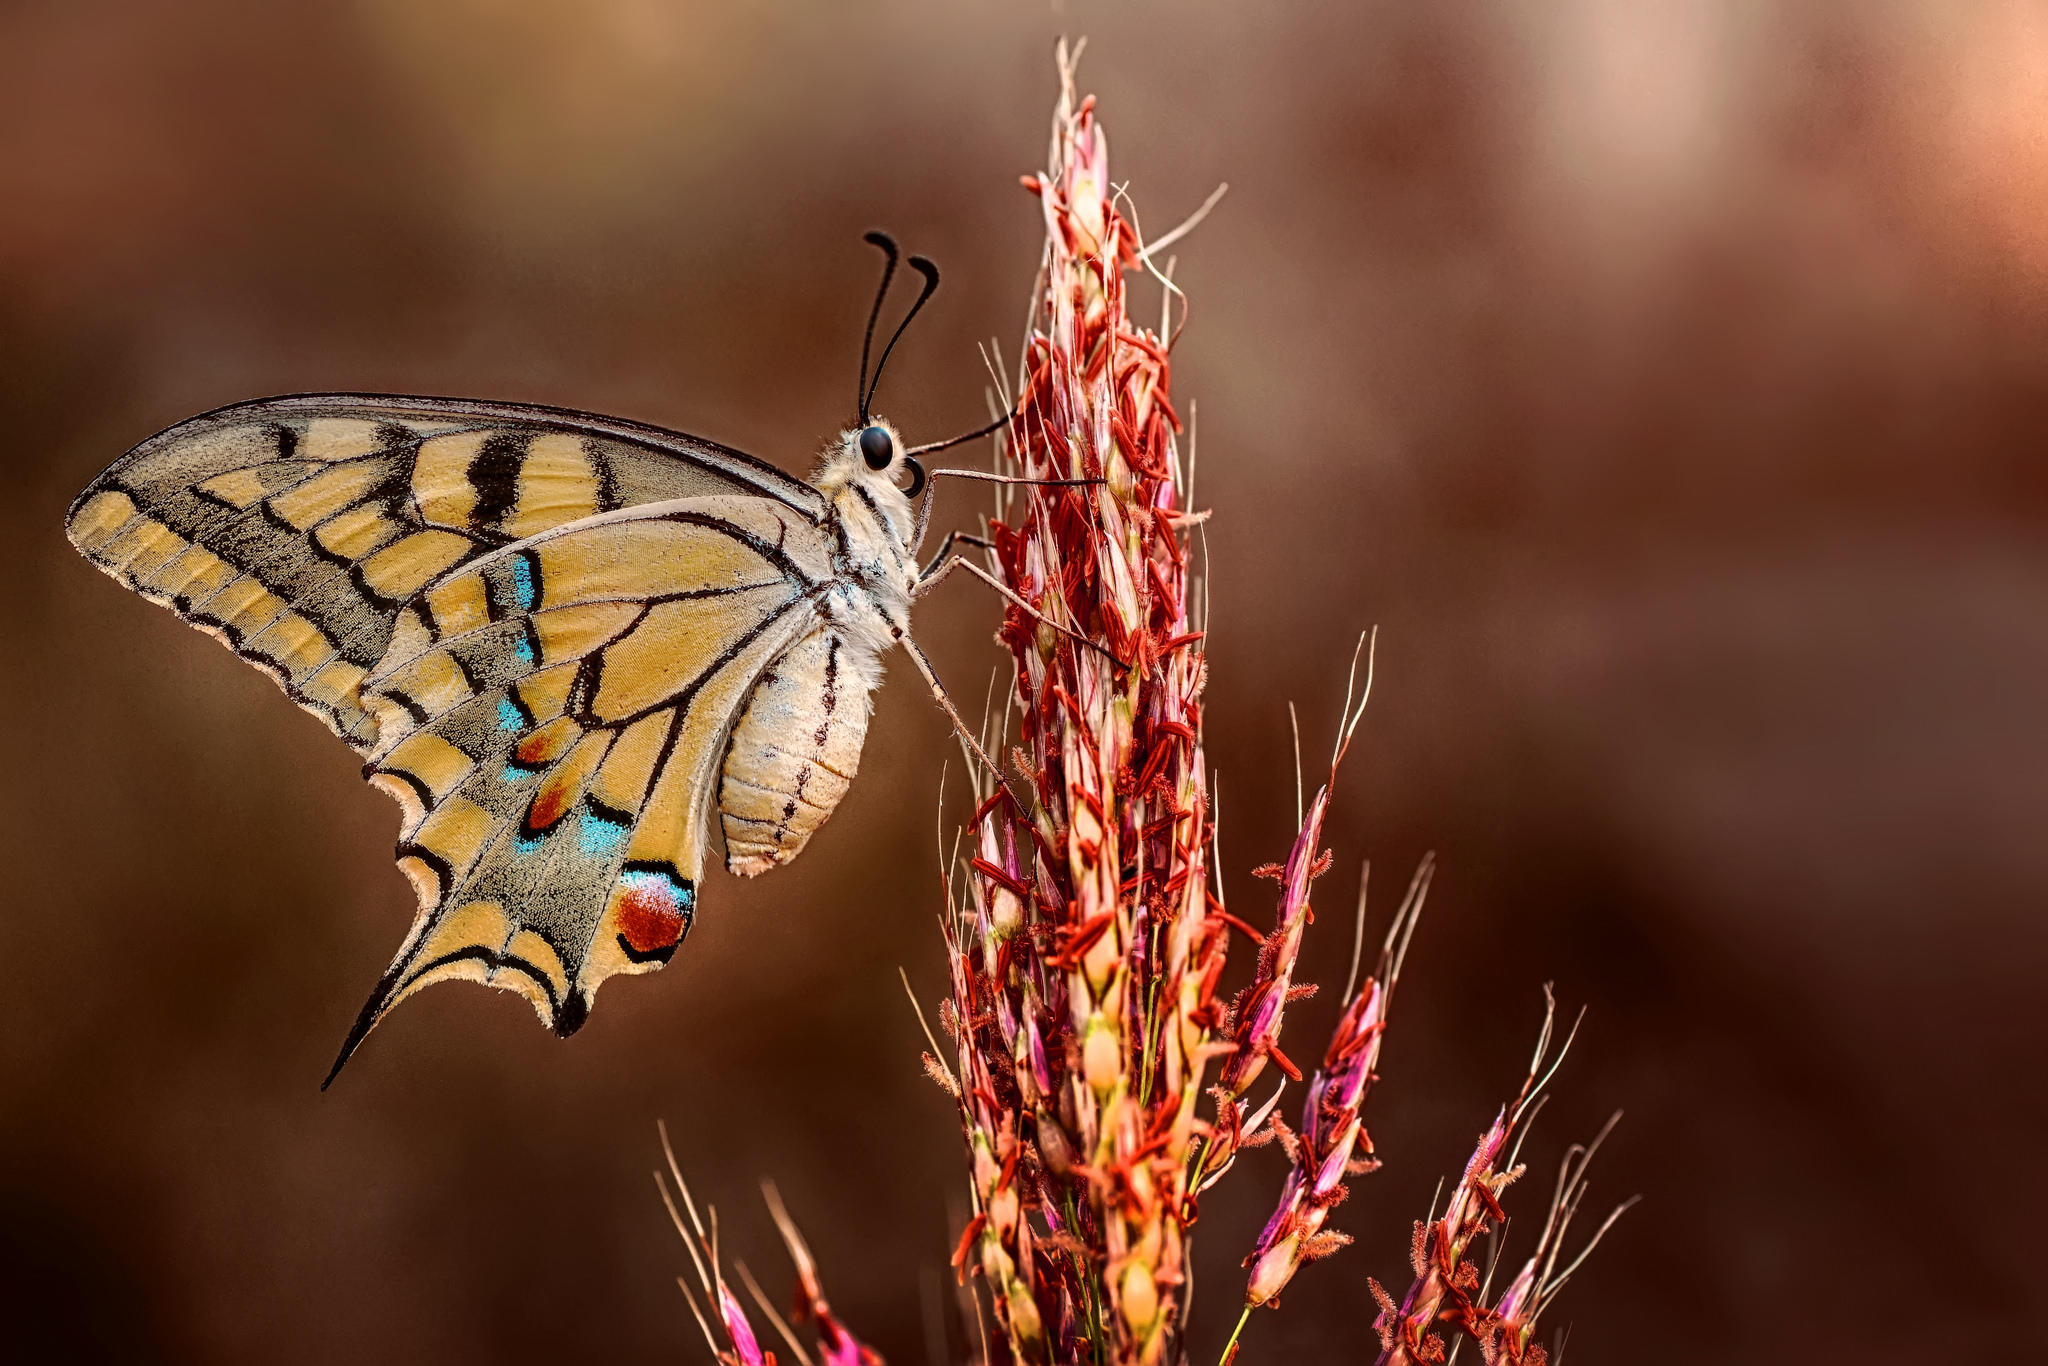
66, 233, 1073, 1083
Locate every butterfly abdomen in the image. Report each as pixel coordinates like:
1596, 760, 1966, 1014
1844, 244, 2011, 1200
718, 628, 877, 877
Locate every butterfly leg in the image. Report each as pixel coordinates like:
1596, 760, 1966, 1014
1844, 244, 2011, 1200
898, 634, 1006, 783
915, 530, 996, 587
915, 547, 1119, 664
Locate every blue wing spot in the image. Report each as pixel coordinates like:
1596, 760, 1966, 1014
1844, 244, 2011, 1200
620, 866, 690, 895
579, 810, 630, 856
502, 762, 534, 784
512, 634, 537, 667
617, 868, 696, 912
511, 553, 539, 612
497, 697, 525, 732
514, 829, 548, 855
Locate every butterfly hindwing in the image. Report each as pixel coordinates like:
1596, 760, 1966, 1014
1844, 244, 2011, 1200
329, 497, 833, 1075
66, 394, 825, 751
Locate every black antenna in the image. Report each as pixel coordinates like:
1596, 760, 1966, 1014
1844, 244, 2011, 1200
857, 231, 900, 423
863, 255, 940, 418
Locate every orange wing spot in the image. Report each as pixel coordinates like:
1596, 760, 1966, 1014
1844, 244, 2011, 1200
524, 774, 577, 834
516, 716, 579, 766
521, 730, 611, 835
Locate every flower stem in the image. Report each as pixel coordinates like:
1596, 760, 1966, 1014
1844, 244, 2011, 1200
1219, 1305, 1253, 1365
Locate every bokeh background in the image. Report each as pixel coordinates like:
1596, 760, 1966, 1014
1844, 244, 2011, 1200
4, 2, 2043, 1361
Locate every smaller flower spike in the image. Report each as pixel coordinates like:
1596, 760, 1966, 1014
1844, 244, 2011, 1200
1452, 1113, 1634, 1366
655, 1127, 889, 1366
656, 1123, 775, 1366
1243, 857, 1432, 1310
761, 1180, 887, 1366
1369, 993, 1628, 1366
1216, 632, 1375, 1105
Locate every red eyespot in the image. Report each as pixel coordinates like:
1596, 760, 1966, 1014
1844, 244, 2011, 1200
615, 869, 692, 956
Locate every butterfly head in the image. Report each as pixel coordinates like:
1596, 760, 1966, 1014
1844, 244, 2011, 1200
858, 420, 927, 498
815, 418, 923, 545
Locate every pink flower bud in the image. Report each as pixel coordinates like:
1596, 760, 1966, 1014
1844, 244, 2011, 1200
1246, 1233, 1300, 1307
715, 1281, 767, 1366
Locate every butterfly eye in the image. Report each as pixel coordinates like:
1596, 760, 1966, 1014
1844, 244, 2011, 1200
858, 424, 895, 470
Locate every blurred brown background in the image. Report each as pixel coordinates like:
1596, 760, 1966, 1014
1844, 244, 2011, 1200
4, 2, 2043, 1361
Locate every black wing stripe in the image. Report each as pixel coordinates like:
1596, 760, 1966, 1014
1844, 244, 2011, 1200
107, 392, 825, 520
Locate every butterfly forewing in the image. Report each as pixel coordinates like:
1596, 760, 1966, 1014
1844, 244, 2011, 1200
65, 395, 824, 750
340, 497, 832, 1067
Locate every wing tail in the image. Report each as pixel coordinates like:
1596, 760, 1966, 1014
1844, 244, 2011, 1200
323, 898, 593, 1089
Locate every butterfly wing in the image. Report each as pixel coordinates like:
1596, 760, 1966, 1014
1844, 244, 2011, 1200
65, 394, 824, 750
331, 495, 832, 1078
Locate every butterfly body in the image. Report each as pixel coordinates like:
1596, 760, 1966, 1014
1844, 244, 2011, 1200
714, 438, 920, 875
68, 396, 932, 1073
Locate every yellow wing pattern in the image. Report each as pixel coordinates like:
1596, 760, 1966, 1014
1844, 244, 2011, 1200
333, 497, 832, 1077
65, 394, 823, 751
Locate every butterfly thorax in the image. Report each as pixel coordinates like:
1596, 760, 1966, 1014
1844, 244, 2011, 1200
807, 424, 919, 647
